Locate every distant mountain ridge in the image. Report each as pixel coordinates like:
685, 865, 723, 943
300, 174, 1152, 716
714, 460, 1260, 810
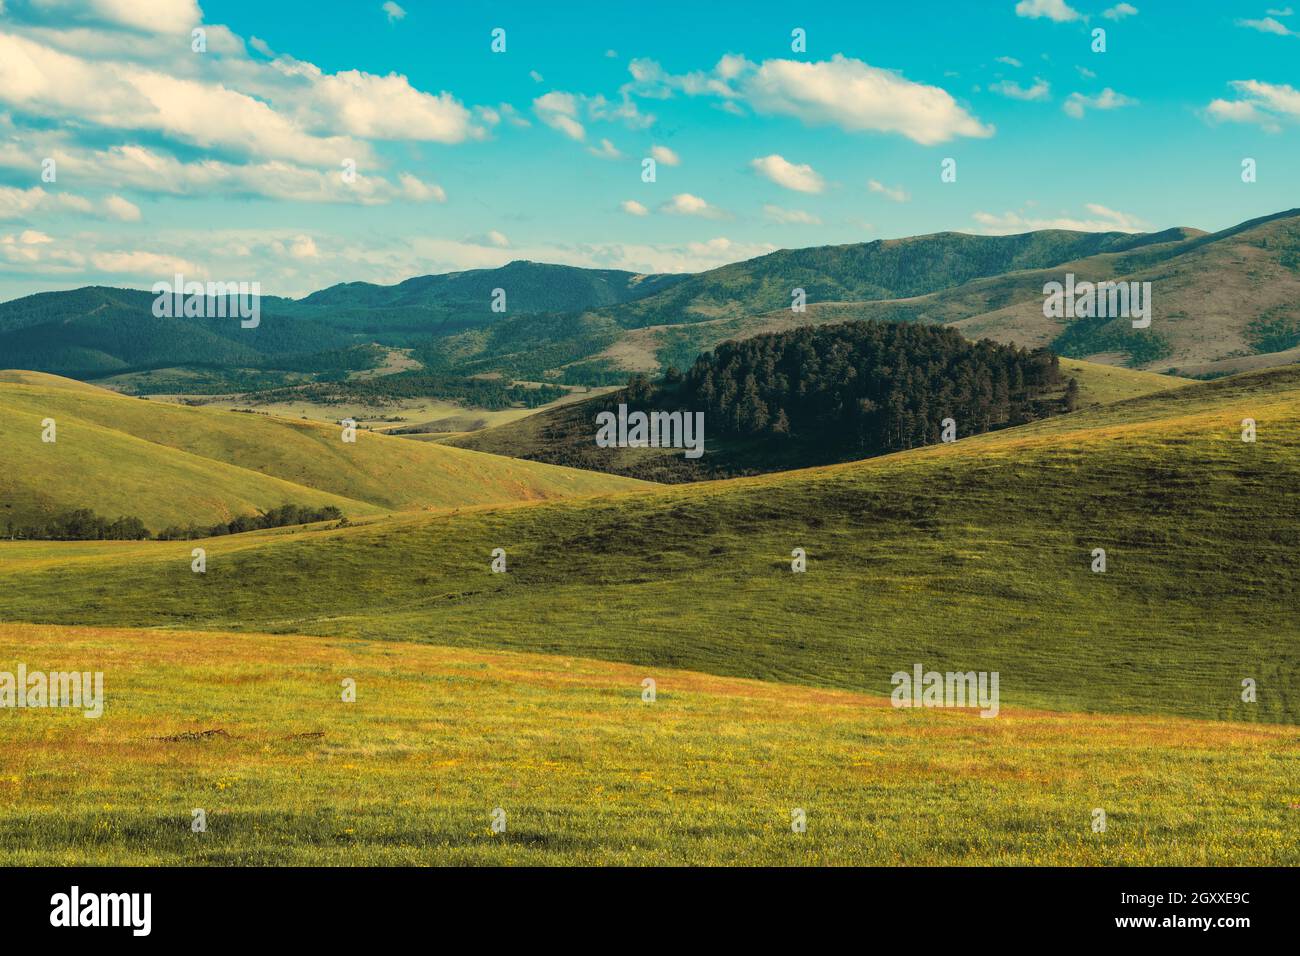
2, 209, 1297, 388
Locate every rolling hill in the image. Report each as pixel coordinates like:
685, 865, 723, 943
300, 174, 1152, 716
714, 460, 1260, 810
0, 374, 652, 532
3, 365, 1295, 724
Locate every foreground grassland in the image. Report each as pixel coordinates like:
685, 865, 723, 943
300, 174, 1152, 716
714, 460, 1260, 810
0, 623, 1293, 866
2, 367, 1298, 725
0, 376, 651, 529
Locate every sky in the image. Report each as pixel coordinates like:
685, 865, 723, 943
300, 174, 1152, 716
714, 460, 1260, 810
0, 0, 1297, 302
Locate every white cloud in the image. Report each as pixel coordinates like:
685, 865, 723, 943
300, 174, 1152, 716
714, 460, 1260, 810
0, 32, 376, 165
659, 193, 726, 218
0, 140, 445, 206
0, 185, 137, 222
742, 55, 993, 145
1236, 17, 1298, 36
1076, 65, 1097, 78
620, 199, 649, 216
750, 154, 825, 193
1103, 3, 1139, 20
867, 180, 910, 203
990, 77, 1051, 101
382, 2, 406, 23
25, 0, 203, 35
1205, 79, 1300, 131
972, 203, 1149, 235
270, 56, 477, 143
1063, 87, 1137, 118
533, 91, 585, 140
588, 137, 623, 159
1014, 0, 1083, 22
102, 194, 140, 221
626, 53, 991, 145
90, 249, 199, 277
763, 204, 821, 224
289, 235, 319, 259
650, 144, 680, 166
996, 56, 1024, 68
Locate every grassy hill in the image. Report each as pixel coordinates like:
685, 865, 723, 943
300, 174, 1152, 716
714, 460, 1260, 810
447, 357, 1193, 482
3, 366, 1295, 724
0, 375, 651, 531
1, 621, 1291, 865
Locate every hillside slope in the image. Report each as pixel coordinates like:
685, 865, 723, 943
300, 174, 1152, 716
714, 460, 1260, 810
3, 366, 1295, 723
0, 375, 652, 530
766, 209, 1300, 377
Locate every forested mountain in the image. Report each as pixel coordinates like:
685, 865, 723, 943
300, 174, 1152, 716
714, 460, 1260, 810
301, 260, 686, 315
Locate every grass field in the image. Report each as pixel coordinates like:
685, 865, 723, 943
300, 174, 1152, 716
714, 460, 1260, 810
3, 366, 1297, 725
1, 623, 1293, 866
0, 375, 651, 530
2, 365, 1295, 866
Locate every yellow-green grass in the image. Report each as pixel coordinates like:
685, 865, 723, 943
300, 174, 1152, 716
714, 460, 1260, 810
1058, 358, 1192, 406
0, 623, 1293, 866
3, 367, 1297, 725
0, 370, 113, 393
0, 376, 652, 530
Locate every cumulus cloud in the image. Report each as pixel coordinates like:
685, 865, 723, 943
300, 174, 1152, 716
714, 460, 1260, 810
867, 180, 910, 203
1205, 79, 1300, 131
1103, 3, 1139, 19
659, 193, 726, 218
650, 144, 680, 166
382, 2, 406, 23
90, 249, 200, 277
972, 203, 1149, 235
750, 154, 825, 193
22, 0, 203, 35
626, 53, 991, 145
269, 56, 477, 143
1063, 87, 1137, 118
533, 91, 585, 140
102, 194, 141, 221
588, 137, 623, 159
0, 32, 376, 165
620, 199, 649, 216
1014, 0, 1082, 22
991, 77, 1051, 101
763, 204, 821, 224
0, 140, 445, 206
996, 56, 1024, 68
0, 184, 146, 223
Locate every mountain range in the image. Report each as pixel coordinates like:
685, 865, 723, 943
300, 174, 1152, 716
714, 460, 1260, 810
1, 208, 1297, 392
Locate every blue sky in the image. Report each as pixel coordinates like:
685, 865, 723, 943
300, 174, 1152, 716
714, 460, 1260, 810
0, 0, 1297, 302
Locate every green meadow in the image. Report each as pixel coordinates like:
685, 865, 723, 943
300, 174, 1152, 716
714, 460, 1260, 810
0, 366, 1296, 864
0, 624, 1294, 866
